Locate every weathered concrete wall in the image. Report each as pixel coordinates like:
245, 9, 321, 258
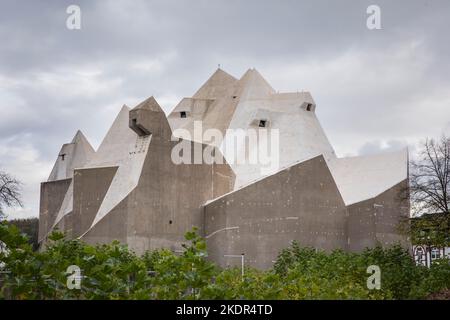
38, 178, 71, 241
204, 155, 348, 270
347, 180, 409, 252
373, 180, 410, 248
71, 166, 118, 238
346, 198, 376, 252
79, 100, 235, 254
81, 139, 235, 253
53, 209, 74, 239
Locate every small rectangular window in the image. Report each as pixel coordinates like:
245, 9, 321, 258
259, 120, 267, 128
180, 111, 187, 118
431, 248, 440, 260
306, 104, 312, 111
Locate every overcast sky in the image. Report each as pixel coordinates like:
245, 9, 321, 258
1, 0, 449, 219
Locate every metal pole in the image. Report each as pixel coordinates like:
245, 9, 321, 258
224, 254, 245, 281
241, 254, 244, 281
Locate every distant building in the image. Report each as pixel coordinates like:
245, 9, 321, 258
39, 68, 410, 269
411, 213, 450, 267
413, 245, 450, 267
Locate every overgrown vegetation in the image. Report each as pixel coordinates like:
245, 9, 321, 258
8, 218, 39, 250
1, 222, 449, 300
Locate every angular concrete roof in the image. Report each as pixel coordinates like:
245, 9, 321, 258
85, 105, 132, 168
193, 68, 238, 99
132, 96, 164, 112
168, 68, 336, 188
236, 68, 275, 100
168, 68, 408, 198
46, 67, 408, 232
327, 149, 408, 205
47, 130, 95, 181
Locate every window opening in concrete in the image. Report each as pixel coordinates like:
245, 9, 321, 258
180, 111, 187, 118
259, 120, 267, 128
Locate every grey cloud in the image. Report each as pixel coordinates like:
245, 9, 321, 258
1, 0, 450, 218
357, 140, 409, 156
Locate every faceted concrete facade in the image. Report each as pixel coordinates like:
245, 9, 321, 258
39, 68, 409, 268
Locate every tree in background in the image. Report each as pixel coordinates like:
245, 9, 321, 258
0, 171, 39, 249
403, 136, 450, 247
410, 136, 449, 216
8, 218, 39, 251
0, 170, 23, 220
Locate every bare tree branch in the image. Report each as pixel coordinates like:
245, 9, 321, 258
409, 135, 450, 215
0, 170, 23, 216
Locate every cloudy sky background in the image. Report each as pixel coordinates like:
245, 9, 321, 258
0, 0, 449, 219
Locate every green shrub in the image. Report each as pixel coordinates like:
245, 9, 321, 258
1, 221, 449, 300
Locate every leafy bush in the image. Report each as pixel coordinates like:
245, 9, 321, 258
1, 222, 449, 300
8, 218, 39, 250
203, 267, 283, 300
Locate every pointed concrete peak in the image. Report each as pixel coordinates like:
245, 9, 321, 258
71, 130, 95, 153
132, 96, 164, 113
71, 130, 86, 144
193, 68, 238, 98
237, 68, 275, 98
211, 67, 237, 81
115, 104, 131, 121
240, 68, 271, 85
47, 130, 95, 182
91, 104, 134, 159
101, 104, 131, 139
120, 104, 130, 112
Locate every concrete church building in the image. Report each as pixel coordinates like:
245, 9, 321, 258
39, 68, 409, 269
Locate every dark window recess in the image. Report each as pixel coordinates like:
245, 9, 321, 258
60, 153, 66, 161
306, 104, 312, 111
180, 111, 187, 118
233, 96, 237, 99
169, 220, 173, 225
259, 120, 267, 128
